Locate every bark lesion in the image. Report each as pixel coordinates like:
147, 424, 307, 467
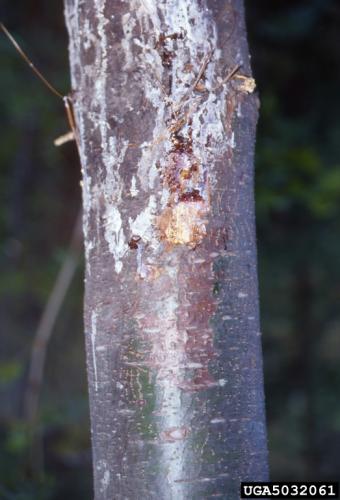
150, 34, 254, 250
157, 114, 210, 248
151, 44, 213, 248
155, 31, 184, 70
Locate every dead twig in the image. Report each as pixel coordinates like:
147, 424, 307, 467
185, 51, 213, 99
24, 210, 83, 425
1, 23, 85, 476
54, 130, 75, 147
0, 23, 79, 150
212, 63, 241, 92
174, 51, 213, 114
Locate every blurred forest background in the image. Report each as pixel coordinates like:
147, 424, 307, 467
1, 0, 340, 498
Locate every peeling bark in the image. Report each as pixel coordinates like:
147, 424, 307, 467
64, 0, 268, 498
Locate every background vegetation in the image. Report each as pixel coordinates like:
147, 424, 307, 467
1, 0, 340, 497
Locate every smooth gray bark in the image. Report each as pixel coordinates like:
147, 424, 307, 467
64, 0, 268, 498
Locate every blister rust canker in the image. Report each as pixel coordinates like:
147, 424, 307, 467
158, 201, 209, 247
158, 124, 210, 248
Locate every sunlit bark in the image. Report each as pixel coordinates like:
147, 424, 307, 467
64, 0, 268, 497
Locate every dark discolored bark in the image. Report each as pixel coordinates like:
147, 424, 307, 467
64, 0, 268, 498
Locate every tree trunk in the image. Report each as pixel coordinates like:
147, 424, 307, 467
64, 0, 268, 498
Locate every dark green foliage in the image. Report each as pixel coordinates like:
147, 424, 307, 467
0, 1, 89, 499
247, 0, 340, 480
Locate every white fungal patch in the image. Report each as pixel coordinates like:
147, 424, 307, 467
103, 137, 129, 205
99, 137, 129, 272
91, 311, 99, 391
121, 13, 136, 70
94, 0, 109, 180
211, 417, 226, 424
104, 206, 126, 274
102, 470, 110, 490
65, 2, 97, 274
90, 1, 129, 273
129, 195, 159, 248
69, 0, 131, 275
83, 19, 97, 51
97, 463, 111, 495
136, 245, 147, 279
79, 121, 95, 272
130, 175, 139, 197
227, 131, 236, 149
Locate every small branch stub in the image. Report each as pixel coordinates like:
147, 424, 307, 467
54, 130, 75, 146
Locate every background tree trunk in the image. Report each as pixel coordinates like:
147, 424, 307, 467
64, 0, 268, 498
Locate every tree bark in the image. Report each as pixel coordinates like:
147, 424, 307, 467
64, 0, 268, 498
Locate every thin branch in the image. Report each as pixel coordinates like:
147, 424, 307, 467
24, 210, 83, 424
212, 63, 241, 92
0, 24, 80, 152
54, 130, 75, 147
0, 23, 64, 100
174, 51, 213, 113
186, 51, 212, 98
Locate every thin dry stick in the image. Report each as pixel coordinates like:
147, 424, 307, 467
24, 212, 83, 423
54, 130, 75, 147
0, 23, 77, 145
0, 23, 63, 99
0, 24, 84, 427
212, 63, 241, 92
188, 51, 213, 94
174, 51, 213, 113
